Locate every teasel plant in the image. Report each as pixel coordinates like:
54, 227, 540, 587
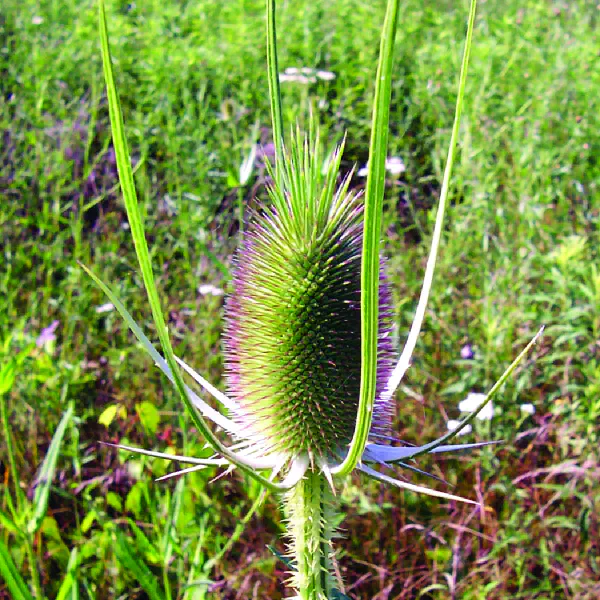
87, 0, 544, 597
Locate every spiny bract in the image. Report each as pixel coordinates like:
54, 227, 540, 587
224, 136, 395, 463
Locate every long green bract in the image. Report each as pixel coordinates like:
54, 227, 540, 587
381, 0, 480, 403
335, 0, 479, 475
266, 0, 284, 187
96, 0, 291, 494
332, 0, 401, 476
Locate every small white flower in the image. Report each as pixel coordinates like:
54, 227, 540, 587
385, 156, 406, 176
458, 392, 493, 421
96, 302, 115, 314
316, 70, 336, 81
279, 73, 316, 84
280, 67, 335, 83
198, 284, 224, 297
520, 403, 535, 415
32, 16, 44, 25
279, 67, 321, 84
357, 156, 406, 178
447, 420, 472, 436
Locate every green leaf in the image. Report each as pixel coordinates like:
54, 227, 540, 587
125, 482, 146, 519
267, 545, 295, 571
128, 520, 162, 565
0, 509, 20, 535
378, 0, 480, 405
425, 547, 452, 563
161, 478, 183, 568
55, 547, 80, 600
27, 401, 74, 534
98, 404, 118, 428
0, 359, 16, 395
135, 401, 160, 435
113, 530, 165, 600
0, 538, 34, 600
336, 0, 481, 476
80, 510, 98, 534
106, 491, 123, 512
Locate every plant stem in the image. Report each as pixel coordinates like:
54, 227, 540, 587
285, 469, 338, 600
24, 540, 43, 600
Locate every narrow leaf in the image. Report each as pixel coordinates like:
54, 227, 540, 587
266, 0, 284, 184
359, 464, 478, 506
95, 2, 290, 492
161, 478, 184, 567
0, 538, 34, 600
114, 530, 165, 600
55, 547, 80, 600
102, 441, 229, 466
381, 0, 479, 402
27, 401, 74, 534
363, 440, 501, 464
334, 0, 401, 476
405, 327, 544, 460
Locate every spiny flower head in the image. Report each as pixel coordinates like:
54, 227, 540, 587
224, 133, 395, 463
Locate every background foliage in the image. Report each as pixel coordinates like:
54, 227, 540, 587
1, 0, 599, 598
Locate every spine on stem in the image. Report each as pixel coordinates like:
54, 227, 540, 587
285, 470, 339, 600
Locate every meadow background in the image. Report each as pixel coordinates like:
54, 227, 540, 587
1, 0, 599, 598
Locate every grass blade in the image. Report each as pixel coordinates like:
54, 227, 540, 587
114, 530, 165, 600
1, 358, 26, 511
161, 478, 184, 569
27, 399, 74, 534
0, 538, 35, 600
55, 547, 80, 600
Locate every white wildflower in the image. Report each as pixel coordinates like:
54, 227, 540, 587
357, 156, 406, 178
279, 67, 335, 84
458, 392, 493, 421
385, 156, 406, 176
316, 70, 336, 81
447, 420, 472, 436
520, 403, 535, 415
96, 302, 115, 314
198, 284, 224, 297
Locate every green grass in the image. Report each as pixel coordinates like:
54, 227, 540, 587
1, 0, 599, 598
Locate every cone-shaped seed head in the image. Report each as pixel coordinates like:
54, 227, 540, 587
224, 136, 395, 462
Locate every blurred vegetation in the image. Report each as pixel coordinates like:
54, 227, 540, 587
1, 0, 599, 598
